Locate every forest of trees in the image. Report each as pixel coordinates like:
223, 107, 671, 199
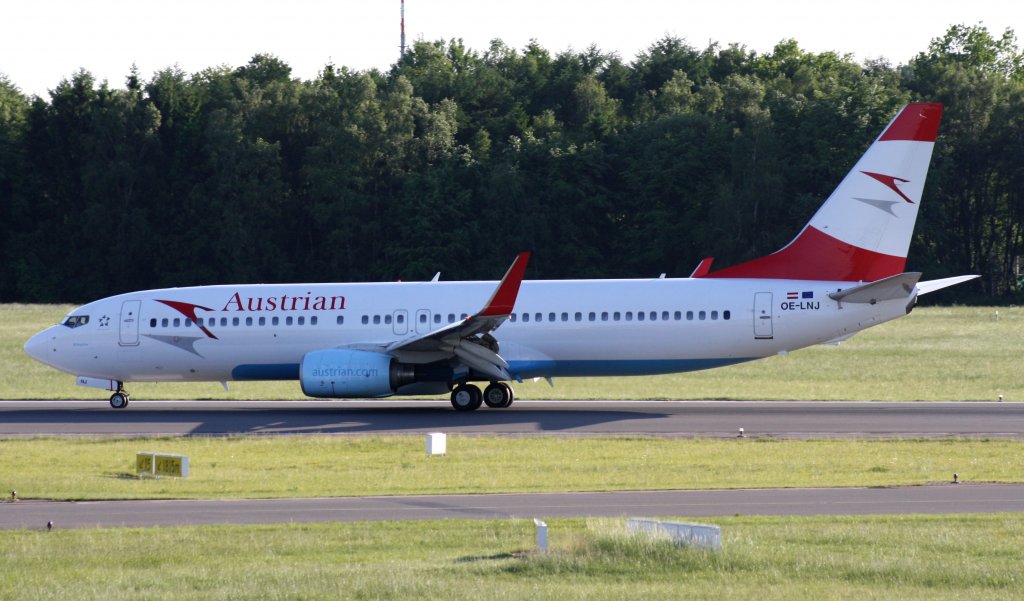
0, 24, 1021, 303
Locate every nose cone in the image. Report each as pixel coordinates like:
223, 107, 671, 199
24, 328, 58, 366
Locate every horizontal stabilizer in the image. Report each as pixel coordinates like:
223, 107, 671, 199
917, 275, 980, 296
829, 272, 921, 304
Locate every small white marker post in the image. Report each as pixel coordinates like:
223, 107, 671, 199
534, 518, 548, 552
426, 433, 446, 457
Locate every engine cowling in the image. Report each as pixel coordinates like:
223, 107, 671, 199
300, 349, 414, 398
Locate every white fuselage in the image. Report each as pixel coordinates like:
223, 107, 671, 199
25, 277, 908, 386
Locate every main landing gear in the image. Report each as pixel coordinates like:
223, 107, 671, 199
450, 382, 514, 411
109, 382, 130, 409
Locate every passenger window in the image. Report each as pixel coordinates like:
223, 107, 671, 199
259, 316, 266, 326
549, 312, 556, 322
724, 310, 731, 320
510, 314, 517, 322
385, 315, 392, 325
575, 312, 582, 322
173, 318, 181, 327
245, 317, 253, 326
448, 314, 455, 323
273, 316, 280, 325
150, 319, 157, 328
601, 312, 608, 321
535, 313, 542, 322
220, 318, 227, 327
361, 315, 369, 325
686, 311, 694, 320
298, 316, 305, 325
286, 316, 293, 326
699, 311, 706, 320
523, 313, 530, 323
650, 311, 657, 321
589, 312, 596, 321
637, 312, 645, 321
662, 311, 669, 321
434, 314, 441, 324
397, 314, 405, 324
613, 312, 621, 321
373, 315, 381, 325
231, 317, 239, 326
674, 311, 681, 320
335, 316, 343, 325
461, 313, 468, 320
185, 319, 192, 328
420, 314, 427, 323
625, 312, 633, 321
311, 316, 317, 325
161, 318, 169, 327
711, 311, 718, 320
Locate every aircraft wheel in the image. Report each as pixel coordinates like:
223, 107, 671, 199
483, 382, 514, 408
451, 384, 482, 411
109, 392, 130, 409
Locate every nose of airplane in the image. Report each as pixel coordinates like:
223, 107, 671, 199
24, 328, 57, 365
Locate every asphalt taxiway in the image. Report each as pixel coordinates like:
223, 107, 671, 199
3, 484, 1022, 530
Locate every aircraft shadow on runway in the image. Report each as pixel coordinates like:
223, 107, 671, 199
1, 404, 671, 436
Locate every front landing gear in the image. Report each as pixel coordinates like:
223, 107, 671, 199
109, 383, 130, 409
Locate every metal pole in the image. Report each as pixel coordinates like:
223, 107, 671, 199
400, 0, 406, 58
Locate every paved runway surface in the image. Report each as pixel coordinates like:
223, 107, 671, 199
1, 400, 1021, 438
3, 484, 1021, 530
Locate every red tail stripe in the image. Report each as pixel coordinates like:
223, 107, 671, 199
878, 103, 943, 142
702, 226, 906, 282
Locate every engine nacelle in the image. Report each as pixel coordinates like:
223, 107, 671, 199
300, 349, 414, 398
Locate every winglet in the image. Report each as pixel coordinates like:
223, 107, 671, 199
478, 252, 531, 317
690, 257, 714, 278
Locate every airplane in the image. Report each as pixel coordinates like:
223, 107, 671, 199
24, 102, 978, 411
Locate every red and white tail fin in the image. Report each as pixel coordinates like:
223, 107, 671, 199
704, 102, 943, 282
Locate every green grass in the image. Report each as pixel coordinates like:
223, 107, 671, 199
2, 514, 1022, 600
4, 304, 1022, 400
2, 436, 1019, 500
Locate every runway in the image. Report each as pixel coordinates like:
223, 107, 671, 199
1, 400, 1021, 438
3, 484, 1022, 530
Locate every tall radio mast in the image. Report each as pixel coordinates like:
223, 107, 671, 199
400, 0, 406, 58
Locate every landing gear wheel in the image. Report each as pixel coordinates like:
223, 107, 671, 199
483, 382, 514, 408
109, 392, 130, 409
450, 384, 483, 411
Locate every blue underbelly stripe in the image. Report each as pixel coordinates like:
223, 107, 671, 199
231, 358, 756, 382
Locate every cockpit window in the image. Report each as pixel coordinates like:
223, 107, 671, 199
61, 315, 90, 329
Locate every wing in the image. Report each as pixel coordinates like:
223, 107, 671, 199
383, 252, 530, 381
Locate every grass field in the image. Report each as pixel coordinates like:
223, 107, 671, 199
2, 514, 1022, 600
3, 304, 1022, 401
2, 436, 1019, 500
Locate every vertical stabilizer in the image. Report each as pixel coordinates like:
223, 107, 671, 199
704, 103, 943, 281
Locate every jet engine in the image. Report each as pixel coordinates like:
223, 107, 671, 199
299, 349, 452, 398
299, 349, 414, 398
